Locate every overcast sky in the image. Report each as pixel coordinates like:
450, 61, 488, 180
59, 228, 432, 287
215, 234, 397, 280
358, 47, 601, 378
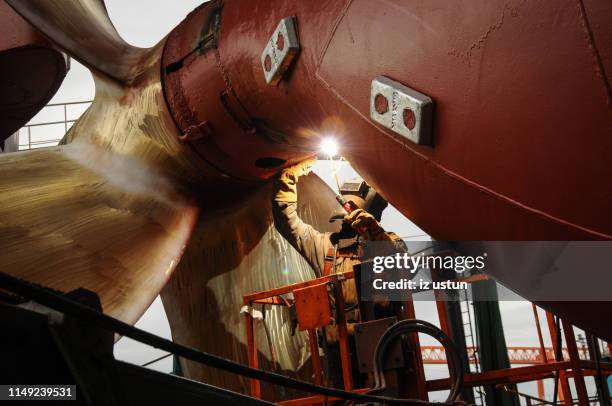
24, 1, 598, 401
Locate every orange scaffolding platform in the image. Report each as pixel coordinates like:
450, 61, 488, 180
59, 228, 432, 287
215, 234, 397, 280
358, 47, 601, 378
243, 271, 612, 405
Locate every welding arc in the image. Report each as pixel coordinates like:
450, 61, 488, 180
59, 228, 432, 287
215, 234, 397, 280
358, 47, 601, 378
0, 271, 455, 406
371, 319, 464, 402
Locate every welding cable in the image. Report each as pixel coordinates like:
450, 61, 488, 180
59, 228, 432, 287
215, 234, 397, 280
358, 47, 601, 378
0, 289, 26, 305
0, 271, 455, 406
371, 319, 464, 403
141, 352, 172, 367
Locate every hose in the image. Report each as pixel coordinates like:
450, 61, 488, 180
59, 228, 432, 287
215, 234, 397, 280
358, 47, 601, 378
371, 319, 464, 403
0, 271, 455, 406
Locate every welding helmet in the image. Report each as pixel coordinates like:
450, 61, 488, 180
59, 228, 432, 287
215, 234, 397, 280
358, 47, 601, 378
329, 178, 388, 222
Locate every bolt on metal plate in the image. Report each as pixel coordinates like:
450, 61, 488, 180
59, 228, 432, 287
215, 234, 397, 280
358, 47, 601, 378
261, 17, 299, 86
370, 76, 434, 146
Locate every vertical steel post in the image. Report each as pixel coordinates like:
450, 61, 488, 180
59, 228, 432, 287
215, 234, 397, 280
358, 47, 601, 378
561, 320, 589, 406
332, 276, 353, 391
432, 272, 451, 336
400, 293, 428, 400
545, 311, 572, 406
532, 304, 548, 363
307, 329, 322, 385
244, 301, 261, 398
536, 380, 545, 400
532, 304, 548, 403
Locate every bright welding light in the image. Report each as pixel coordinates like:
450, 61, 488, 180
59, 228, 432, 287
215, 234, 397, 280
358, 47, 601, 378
320, 137, 339, 158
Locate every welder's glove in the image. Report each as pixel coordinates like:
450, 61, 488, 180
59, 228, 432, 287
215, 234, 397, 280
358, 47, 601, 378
344, 208, 392, 241
275, 157, 316, 203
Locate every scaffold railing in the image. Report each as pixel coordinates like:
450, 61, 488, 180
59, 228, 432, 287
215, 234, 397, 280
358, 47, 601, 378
18, 100, 92, 150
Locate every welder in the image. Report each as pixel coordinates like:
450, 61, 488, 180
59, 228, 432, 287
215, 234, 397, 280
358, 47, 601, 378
272, 157, 407, 387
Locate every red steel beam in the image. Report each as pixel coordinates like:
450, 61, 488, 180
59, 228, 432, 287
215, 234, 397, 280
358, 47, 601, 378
426, 362, 571, 391
562, 319, 589, 406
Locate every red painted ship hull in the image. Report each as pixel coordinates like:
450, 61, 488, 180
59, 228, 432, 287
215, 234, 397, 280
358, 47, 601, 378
161, 0, 612, 341
165, 0, 611, 240
0, 1, 66, 142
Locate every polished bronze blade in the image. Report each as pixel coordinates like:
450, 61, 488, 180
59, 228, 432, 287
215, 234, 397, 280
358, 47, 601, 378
0, 34, 207, 324
5, 0, 148, 82
161, 173, 338, 395
0, 145, 198, 324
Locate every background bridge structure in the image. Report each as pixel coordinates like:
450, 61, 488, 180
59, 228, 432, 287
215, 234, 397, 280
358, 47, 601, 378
420, 346, 593, 366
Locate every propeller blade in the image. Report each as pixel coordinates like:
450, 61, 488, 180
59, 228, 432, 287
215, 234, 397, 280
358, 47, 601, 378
161, 173, 339, 395
0, 37, 205, 323
5, 0, 148, 82
0, 145, 198, 324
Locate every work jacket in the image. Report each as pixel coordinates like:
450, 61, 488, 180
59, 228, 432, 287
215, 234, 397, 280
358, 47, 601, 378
273, 200, 406, 340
